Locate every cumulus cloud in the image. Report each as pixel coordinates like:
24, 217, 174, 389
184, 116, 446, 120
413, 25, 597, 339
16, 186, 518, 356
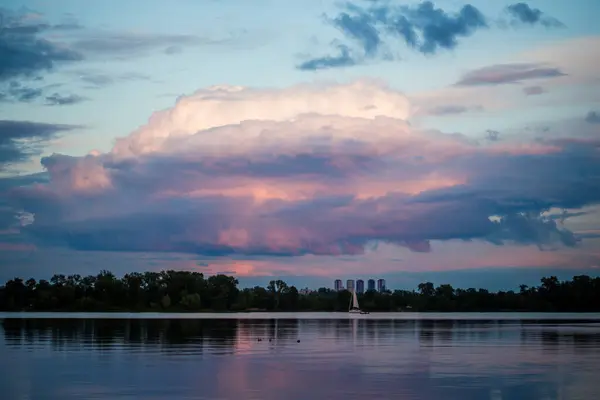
455, 63, 566, 86
3, 81, 598, 259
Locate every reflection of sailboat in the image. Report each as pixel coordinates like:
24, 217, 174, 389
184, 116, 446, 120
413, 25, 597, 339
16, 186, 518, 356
348, 290, 369, 314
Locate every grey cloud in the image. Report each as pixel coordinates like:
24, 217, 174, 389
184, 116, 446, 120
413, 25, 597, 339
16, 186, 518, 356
455, 63, 566, 86
45, 92, 87, 106
428, 105, 482, 116
74, 70, 152, 88
486, 130, 500, 141
0, 81, 43, 102
297, 44, 357, 71
0, 120, 80, 169
300, 1, 487, 70
585, 111, 600, 124
0, 8, 84, 81
523, 85, 545, 95
0, 7, 224, 101
506, 3, 564, 28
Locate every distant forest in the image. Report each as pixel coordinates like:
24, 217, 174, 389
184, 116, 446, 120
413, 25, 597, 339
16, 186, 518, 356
1, 271, 599, 312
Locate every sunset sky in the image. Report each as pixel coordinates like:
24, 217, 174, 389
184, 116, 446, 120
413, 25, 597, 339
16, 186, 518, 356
1, 0, 599, 290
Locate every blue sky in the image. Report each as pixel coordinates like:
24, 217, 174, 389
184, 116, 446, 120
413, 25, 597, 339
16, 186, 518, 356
1, 0, 599, 289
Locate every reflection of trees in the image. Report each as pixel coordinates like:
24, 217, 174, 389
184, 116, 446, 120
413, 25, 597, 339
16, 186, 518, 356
519, 322, 600, 352
1, 318, 239, 353
4, 318, 600, 355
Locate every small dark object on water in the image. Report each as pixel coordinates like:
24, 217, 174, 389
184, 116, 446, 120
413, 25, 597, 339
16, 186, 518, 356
257, 338, 262, 342
297, 339, 300, 343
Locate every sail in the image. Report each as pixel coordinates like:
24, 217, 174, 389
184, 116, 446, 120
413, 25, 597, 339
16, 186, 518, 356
352, 290, 359, 309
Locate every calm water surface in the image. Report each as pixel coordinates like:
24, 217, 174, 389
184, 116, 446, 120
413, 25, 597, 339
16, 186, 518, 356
1, 313, 600, 399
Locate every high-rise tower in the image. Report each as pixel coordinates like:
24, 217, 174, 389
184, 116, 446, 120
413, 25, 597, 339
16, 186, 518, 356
346, 279, 355, 292
367, 279, 376, 291
356, 279, 365, 294
334, 279, 343, 291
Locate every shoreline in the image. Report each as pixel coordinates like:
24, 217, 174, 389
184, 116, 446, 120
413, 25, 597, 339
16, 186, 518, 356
3, 311, 600, 321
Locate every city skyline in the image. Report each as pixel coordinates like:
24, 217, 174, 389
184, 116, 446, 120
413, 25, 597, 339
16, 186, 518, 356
0, 1, 599, 290
334, 278, 386, 293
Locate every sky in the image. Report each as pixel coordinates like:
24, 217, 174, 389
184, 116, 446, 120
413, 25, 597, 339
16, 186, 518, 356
0, 0, 599, 290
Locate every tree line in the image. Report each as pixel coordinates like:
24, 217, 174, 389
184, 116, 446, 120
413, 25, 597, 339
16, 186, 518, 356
1, 270, 599, 312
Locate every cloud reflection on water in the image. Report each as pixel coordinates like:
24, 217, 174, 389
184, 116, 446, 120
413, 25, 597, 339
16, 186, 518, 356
1, 317, 599, 399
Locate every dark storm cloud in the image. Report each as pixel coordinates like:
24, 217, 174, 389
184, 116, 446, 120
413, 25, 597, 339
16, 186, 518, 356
506, 3, 564, 28
0, 120, 80, 169
455, 63, 566, 86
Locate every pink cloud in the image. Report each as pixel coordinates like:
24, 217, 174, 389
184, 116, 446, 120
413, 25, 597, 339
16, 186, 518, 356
3, 80, 599, 266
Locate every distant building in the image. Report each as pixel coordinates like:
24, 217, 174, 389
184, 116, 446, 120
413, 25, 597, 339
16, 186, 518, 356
367, 279, 376, 291
377, 278, 386, 292
334, 279, 343, 291
346, 279, 355, 292
356, 279, 365, 294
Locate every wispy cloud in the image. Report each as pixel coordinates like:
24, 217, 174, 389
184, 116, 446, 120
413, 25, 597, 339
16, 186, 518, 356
0, 120, 81, 170
522, 85, 545, 96
45, 92, 87, 106
70, 31, 224, 58
0, 6, 231, 102
455, 63, 566, 86
428, 104, 483, 116
0, 8, 83, 81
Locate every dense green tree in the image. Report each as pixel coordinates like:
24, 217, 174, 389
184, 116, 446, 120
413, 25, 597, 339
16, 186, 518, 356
1, 271, 599, 312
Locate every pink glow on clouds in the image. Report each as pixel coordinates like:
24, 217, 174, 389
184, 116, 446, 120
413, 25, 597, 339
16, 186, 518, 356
4, 80, 599, 267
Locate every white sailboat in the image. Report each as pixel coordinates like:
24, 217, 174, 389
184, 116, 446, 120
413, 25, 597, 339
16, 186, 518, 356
348, 290, 369, 314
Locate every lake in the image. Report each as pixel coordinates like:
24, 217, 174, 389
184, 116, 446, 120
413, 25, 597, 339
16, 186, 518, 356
1, 313, 600, 399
